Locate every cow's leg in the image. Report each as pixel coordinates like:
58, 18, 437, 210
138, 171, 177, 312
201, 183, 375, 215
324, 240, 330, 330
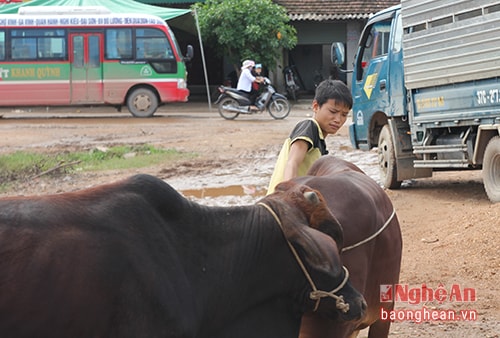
347, 329, 360, 338
367, 319, 391, 338
299, 313, 355, 338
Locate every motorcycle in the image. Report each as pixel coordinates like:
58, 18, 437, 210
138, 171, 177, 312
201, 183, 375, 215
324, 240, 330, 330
215, 77, 291, 120
283, 65, 300, 101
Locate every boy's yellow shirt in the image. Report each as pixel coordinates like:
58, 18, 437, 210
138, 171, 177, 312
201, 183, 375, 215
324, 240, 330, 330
267, 118, 325, 195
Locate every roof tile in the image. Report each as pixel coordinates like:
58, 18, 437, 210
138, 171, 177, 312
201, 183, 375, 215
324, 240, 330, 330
273, 0, 400, 20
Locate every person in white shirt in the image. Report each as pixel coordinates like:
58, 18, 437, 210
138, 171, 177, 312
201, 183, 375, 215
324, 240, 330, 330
237, 60, 263, 110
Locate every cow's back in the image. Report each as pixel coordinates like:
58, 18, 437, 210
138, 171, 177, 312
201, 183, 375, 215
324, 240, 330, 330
295, 156, 402, 338
0, 174, 196, 338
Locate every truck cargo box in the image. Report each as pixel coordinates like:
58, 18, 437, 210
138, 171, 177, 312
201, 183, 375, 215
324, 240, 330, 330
402, 0, 500, 89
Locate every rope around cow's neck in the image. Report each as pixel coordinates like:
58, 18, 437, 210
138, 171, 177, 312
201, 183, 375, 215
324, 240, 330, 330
341, 208, 396, 253
257, 202, 350, 313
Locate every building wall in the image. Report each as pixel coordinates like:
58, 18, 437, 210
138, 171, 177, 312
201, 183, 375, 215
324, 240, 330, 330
287, 20, 363, 93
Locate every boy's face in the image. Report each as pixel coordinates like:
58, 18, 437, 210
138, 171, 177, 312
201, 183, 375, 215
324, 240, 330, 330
312, 99, 350, 136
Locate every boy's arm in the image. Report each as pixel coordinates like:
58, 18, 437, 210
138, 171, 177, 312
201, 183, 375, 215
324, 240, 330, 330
283, 140, 309, 181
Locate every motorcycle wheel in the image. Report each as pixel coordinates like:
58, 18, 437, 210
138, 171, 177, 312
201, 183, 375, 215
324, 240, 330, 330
218, 97, 240, 120
267, 98, 291, 119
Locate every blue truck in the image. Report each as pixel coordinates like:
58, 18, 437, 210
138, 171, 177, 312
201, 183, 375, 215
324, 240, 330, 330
333, 0, 500, 203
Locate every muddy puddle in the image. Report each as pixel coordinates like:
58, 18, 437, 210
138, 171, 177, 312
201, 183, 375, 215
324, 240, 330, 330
172, 136, 380, 207
181, 185, 267, 199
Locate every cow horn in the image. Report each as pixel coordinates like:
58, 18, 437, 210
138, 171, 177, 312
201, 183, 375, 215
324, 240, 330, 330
304, 191, 320, 205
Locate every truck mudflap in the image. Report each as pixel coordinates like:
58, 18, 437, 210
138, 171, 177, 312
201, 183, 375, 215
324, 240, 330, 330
387, 119, 432, 182
348, 123, 359, 149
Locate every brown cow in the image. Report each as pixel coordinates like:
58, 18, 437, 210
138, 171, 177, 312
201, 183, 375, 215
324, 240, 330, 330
0, 174, 365, 338
291, 156, 403, 338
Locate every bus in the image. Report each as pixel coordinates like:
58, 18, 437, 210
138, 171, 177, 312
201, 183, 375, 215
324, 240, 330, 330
0, 6, 193, 117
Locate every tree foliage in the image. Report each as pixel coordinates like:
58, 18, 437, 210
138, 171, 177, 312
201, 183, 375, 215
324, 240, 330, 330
192, 0, 297, 72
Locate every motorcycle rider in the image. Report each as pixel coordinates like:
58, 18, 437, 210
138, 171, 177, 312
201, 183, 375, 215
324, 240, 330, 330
237, 60, 264, 110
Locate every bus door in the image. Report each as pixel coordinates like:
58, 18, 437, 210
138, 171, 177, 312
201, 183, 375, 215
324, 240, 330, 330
69, 33, 103, 103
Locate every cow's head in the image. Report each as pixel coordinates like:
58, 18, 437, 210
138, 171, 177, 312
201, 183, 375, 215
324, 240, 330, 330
261, 181, 366, 321
274, 180, 344, 249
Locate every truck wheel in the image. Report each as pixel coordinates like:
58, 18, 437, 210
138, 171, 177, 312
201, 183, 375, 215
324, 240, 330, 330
127, 88, 158, 118
378, 124, 402, 189
483, 136, 500, 203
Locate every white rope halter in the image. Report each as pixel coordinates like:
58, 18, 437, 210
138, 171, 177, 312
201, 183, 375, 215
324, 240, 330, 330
341, 208, 396, 252
258, 202, 350, 313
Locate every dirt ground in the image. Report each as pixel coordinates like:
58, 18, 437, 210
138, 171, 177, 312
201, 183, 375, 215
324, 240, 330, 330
0, 102, 498, 337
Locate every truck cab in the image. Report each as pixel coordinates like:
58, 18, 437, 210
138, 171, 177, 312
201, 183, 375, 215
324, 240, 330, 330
350, 6, 404, 151
333, 1, 500, 203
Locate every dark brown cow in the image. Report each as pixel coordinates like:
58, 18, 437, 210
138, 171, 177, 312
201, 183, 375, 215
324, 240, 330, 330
291, 156, 403, 338
0, 174, 365, 338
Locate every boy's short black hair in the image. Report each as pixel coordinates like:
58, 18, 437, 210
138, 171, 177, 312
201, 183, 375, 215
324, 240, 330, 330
314, 79, 353, 109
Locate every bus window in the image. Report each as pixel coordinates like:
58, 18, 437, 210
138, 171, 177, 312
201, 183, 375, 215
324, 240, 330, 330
88, 35, 100, 67
106, 29, 132, 59
39, 35, 66, 59
49, 37, 66, 59
136, 28, 174, 60
10, 29, 66, 60
0, 31, 4, 60
135, 28, 177, 73
11, 34, 36, 60
72, 35, 84, 68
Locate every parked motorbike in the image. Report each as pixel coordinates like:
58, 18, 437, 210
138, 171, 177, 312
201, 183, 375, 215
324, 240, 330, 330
283, 65, 300, 101
215, 78, 291, 120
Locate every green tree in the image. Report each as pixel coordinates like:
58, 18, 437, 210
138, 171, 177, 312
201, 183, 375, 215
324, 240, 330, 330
192, 0, 297, 73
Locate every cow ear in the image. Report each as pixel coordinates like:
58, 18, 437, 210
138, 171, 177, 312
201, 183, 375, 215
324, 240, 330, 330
264, 183, 344, 250
302, 190, 344, 249
274, 180, 296, 192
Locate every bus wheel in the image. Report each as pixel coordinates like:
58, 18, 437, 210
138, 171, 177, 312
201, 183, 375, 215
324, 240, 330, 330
483, 136, 500, 203
127, 88, 158, 117
378, 124, 402, 189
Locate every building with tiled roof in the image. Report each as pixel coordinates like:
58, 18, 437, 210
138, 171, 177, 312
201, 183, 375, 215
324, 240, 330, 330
273, 0, 400, 21
137, 0, 401, 95
269, 0, 399, 92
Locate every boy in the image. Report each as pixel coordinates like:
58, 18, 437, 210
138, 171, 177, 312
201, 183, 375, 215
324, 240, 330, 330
267, 79, 352, 194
